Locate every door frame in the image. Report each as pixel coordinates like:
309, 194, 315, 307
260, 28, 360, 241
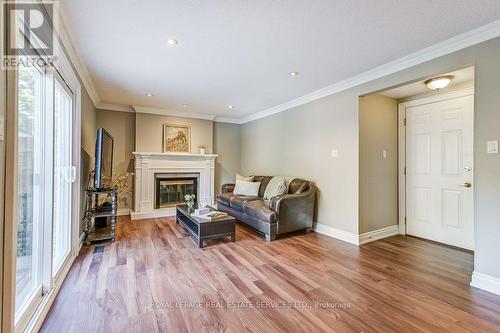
398, 87, 475, 239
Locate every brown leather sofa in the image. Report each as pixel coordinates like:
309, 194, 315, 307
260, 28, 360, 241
215, 176, 316, 241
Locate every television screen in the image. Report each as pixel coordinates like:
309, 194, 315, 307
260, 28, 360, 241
94, 128, 114, 189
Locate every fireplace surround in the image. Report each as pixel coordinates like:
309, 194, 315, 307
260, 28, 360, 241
131, 152, 217, 220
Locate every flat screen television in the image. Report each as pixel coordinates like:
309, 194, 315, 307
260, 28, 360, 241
94, 128, 114, 190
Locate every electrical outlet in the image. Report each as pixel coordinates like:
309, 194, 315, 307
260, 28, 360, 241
487, 140, 498, 154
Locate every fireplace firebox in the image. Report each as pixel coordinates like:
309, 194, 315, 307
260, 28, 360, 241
155, 173, 199, 209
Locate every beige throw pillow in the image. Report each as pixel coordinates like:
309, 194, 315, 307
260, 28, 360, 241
233, 180, 261, 196
263, 177, 288, 200
236, 173, 254, 182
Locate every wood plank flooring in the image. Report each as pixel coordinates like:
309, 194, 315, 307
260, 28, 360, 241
40, 216, 500, 332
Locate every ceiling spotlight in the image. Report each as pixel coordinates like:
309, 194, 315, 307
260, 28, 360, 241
289, 71, 299, 76
166, 38, 178, 46
146, 93, 153, 97
425, 75, 454, 90
182, 104, 189, 108
228, 105, 234, 109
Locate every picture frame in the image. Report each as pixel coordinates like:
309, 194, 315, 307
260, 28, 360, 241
163, 124, 191, 153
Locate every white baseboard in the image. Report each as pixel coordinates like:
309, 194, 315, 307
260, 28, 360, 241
471, 271, 500, 296
117, 208, 130, 216
359, 225, 400, 245
130, 208, 175, 220
313, 223, 359, 245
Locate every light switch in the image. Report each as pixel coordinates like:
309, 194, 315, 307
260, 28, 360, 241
331, 149, 338, 158
382, 150, 388, 159
487, 140, 498, 154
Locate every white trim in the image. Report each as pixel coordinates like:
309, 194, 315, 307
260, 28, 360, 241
96, 103, 134, 113
234, 21, 499, 124
133, 105, 216, 121
79, 232, 86, 249
471, 271, 500, 296
23, 253, 77, 333
132, 152, 218, 159
313, 223, 359, 246
359, 225, 400, 245
56, 14, 100, 107
130, 208, 176, 220
54, 19, 500, 124
117, 208, 130, 216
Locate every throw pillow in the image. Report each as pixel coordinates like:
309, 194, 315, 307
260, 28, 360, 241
263, 177, 288, 200
233, 180, 261, 196
236, 173, 254, 182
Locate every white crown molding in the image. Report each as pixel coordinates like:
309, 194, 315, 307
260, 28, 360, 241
214, 116, 244, 124
359, 225, 400, 245
96, 103, 134, 113
313, 223, 359, 246
58, 17, 500, 125
56, 13, 101, 108
471, 271, 500, 296
233, 19, 500, 124
132, 105, 216, 121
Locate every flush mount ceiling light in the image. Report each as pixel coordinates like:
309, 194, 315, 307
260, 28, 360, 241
424, 75, 454, 90
289, 71, 299, 76
145, 93, 153, 97
166, 38, 178, 46
228, 105, 234, 109
182, 104, 189, 108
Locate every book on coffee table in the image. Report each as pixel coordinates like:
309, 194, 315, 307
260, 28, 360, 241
191, 211, 228, 221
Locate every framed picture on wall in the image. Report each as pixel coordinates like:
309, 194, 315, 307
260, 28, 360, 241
163, 124, 191, 152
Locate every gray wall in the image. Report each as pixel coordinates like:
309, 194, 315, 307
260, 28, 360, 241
135, 113, 213, 153
213, 122, 241, 194
359, 94, 398, 234
240, 37, 500, 280
79, 86, 97, 235
96, 110, 136, 209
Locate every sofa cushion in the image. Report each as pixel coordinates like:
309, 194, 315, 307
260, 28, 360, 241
243, 200, 276, 223
230, 195, 260, 210
263, 177, 288, 200
234, 180, 261, 196
216, 192, 236, 206
289, 179, 310, 194
253, 176, 273, 197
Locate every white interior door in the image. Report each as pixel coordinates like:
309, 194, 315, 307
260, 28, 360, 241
406, 93, 474, 250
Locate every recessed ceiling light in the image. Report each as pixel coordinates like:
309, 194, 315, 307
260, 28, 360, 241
425, 75, 454, 90
228, 105, 234, 109
166, 38, 178, 46
182, 104, 189, 108
146, 93, 153, 97
289, 71, 299, 76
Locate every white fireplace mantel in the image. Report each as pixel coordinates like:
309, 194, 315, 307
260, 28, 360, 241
131, 152, 218, 220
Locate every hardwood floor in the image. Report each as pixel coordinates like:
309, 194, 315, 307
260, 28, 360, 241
41, 216, 500, 332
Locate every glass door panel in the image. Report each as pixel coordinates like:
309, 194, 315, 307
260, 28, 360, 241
15, 59, 44, 317
52, 79, 73, 276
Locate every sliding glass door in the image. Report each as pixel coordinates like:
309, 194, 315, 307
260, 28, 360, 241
15, 59, 44, 322
14, 59, 77, 330
52, 78, 74, 276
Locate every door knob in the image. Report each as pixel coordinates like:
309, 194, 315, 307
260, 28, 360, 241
462, 182, 472, 188
464, 166, 472, 171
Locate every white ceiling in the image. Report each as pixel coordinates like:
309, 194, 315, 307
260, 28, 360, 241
60, 1, 500, 119
380, 67, 474, 99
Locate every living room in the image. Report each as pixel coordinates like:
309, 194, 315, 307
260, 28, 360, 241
2, 1, 500, 332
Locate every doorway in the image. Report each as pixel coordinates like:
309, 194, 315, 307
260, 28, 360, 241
359, 66, 475, 250
400, 89, 474, 250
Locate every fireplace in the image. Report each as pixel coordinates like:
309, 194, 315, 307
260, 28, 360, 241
132, 152, 217, 220
155, 173, 199, 209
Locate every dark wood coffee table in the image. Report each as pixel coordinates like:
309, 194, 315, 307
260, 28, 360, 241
176, 204, 236, 248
